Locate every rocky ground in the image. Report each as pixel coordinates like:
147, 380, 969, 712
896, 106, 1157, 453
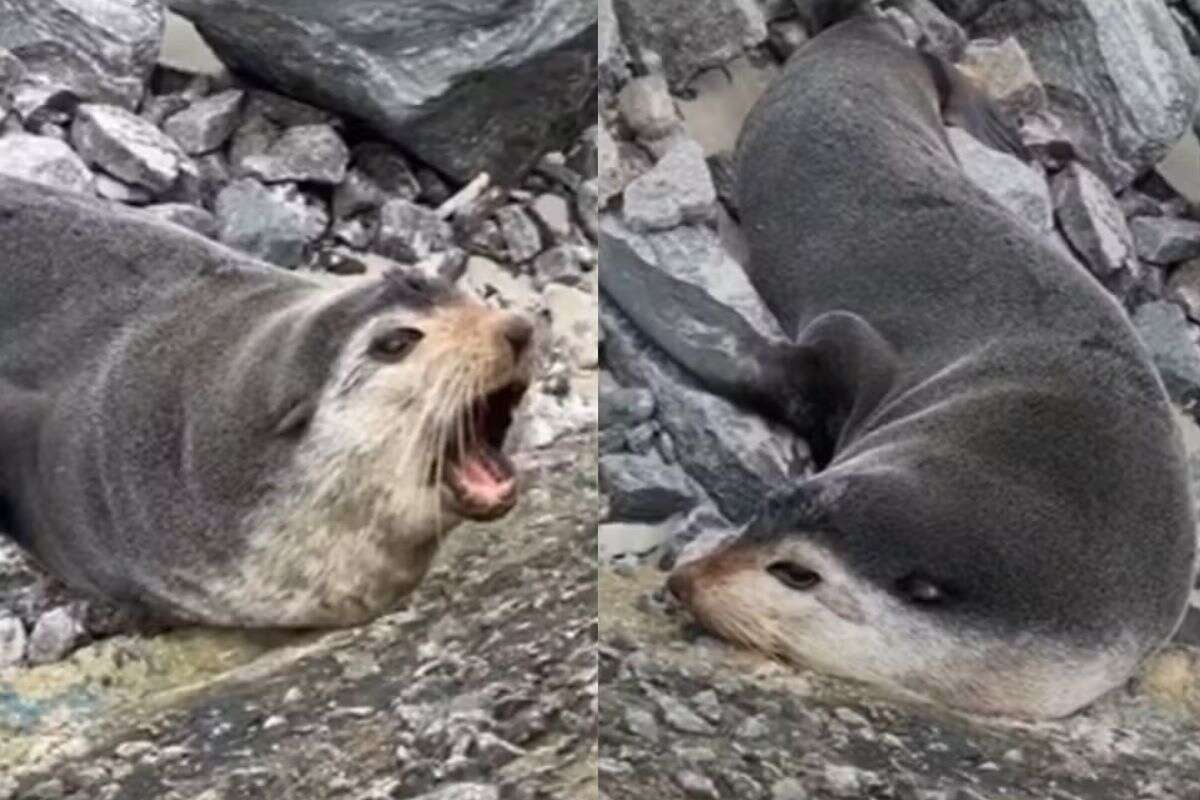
0, 432, 598, 800
598, 0, 1200, 796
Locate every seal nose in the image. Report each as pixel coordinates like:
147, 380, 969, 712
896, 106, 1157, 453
667, 570, 693, 607
501, 314, 534, 360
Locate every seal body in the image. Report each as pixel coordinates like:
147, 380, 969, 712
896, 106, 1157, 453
0, 176, 533, 628
668, 16, 1197, 718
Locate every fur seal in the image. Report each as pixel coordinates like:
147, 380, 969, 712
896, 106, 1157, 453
665, 9, 1198, 718
0, 176, 534, 628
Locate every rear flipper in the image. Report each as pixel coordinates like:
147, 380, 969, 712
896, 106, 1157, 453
922, 51, 1031, 162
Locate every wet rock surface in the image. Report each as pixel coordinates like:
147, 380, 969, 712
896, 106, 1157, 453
166, 0, 598, 184
1, 432, 599, 798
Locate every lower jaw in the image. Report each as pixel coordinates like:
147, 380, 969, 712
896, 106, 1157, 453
439, 486, 518, 522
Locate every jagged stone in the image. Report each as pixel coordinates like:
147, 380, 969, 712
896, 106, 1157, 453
617, 74, 679, 142
240, 124, 350, 186
1130, 217, 1200, 266
0, 133, 95, 195
332, 143, 420, 220
495, 205, 544, 263
1131, 301, 1200, 403
1051, 162, 1137, 277
162, 89, 244, 155
960, 36, 1047, 117
71, 103, 186, 193
623, 139, 717, 232
948, 128, 1052, 233
0, 0, 164, 109
141, 202, 218, 238
214, 178, 327, 267
374, 199, 452, 263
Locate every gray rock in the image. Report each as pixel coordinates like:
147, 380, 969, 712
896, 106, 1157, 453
600, 452, 698, 522
71, 103, 186, 192
974, 0, 1200, 189
0, 615, 26, 667
332, 142, 420, 220
241, 124, 349, 185
0, 0, 164, 109
193, 151, 231, 207
1167, 259, 1200, 321
168, 0, 596, 183
1051, 162, 1136, 277
215, 178, 327, 267
545, 283, 599, 369
162, 89, 244, 155
617, 74, 679, 142
960, 36, 1047, 117
577, 177, 600, 241
1131, 301, 1200, 403
410, 784, 498, 800
228, 113, 280, 173
375, 199, 452, 263
94, 172, 153, 204
602, 298, 803, 523
532, 245, 583, 290
891, 0, 967, 61
948, 128, 1052, 233
600, 384, 656, 429
770, 778, 807, 800
27, 605, 86, 665
614, 0, 768, 91
624, 139, 718, 232
0, 47, 26, 101
600, 0, 630, 92
530, 193, 573, 242
600, 214, 784, 403
139, 92, 190, 127
1130, 217, 1200, 266
141, 202, 218, 238
0, 133, 95, 195
676, 771, 720, 799
7, 81, 79, 130
243, 89, 335, 128
496, 205, 544, 263
767, 19, 809, 61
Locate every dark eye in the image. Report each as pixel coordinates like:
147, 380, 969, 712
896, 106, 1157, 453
370, 327, 423, 361
767, 561, 821, 591
897, 574, 946, 605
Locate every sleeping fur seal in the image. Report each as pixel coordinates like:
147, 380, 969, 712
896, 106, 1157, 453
0, 176, 534, 628
664, 9, 1197, 718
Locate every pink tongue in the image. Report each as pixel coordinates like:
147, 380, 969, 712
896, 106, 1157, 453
456, 453, 514, 506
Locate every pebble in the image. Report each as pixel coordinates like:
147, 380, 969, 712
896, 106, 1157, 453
27, 605, 86, 664
617, 74, 679, 141
676, 770, 720, 799
496, 204, 545, 263
375, 198, 452, 262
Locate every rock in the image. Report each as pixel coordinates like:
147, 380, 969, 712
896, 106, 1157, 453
241, 124, 350, 185
1130, 217, 1200, 266
461, 256, 539, 310
168, 0, 596, 184
577, 178, 600, 241
0, 47, 26, 100
602, 299, 803, 523
767, 19, 809, 61
333, 143, 420, 220
215, 178, 327, 267
228, 113, 280, 173
770, 778, 807, 800
375, 199, 452, 263
8, 81, 79, 129
243, 89, 335, 128
0, 133, 95, 195
948, 128, 1052, 233
1131, 301, 1200, 403
617, 74, 679, 142
94, 172, 153, 204
0, 615, 26, 666
1051, 162, 1136, 277
600, 0, 630, 92
676, 771, 720, 799
141, 203, 218, 238
1167, 259, 1200, 321
597, 125, 630, 207
530, 193, 573, 242
410, 784, 498, 800
533, 246, 583, 290
496, 205, 544, 264
623, 139, 718, 232
614, 0, 768, 91
600, 452, 698, 522
891, 0, 968, 61
71, 103, 186, 193
960, 36, 1047, 117
162, 89, 244, 155
600, 214, 784, 401
0, 0, 164, 109
599, 384, 655, 429
973, 0, 1200, 189
27, 605, 86, 665
545, 283, 599, 369
140, 93, 190, 127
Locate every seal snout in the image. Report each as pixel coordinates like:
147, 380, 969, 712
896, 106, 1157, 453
501, 313, 535, 361
667, 568, 694, 607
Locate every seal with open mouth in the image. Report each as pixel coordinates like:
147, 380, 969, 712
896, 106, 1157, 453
661, 6, 1198, 718
0, 175, 534, 628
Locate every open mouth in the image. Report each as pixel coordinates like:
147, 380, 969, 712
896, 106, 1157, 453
437, 381, 528, 520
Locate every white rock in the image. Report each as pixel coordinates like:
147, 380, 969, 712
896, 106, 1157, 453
0, 133, 95, 195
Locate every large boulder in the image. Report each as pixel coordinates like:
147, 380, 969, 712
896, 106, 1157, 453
0, 0, 164, 110
166, 0, 597, 184
972, 0, 1200, 190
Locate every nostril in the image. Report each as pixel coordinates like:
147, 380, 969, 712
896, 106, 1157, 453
666, 571, 692, 606
502, 314, 534, 359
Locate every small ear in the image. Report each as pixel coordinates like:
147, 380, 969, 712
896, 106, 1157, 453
273, 396, 318, 437
816, 582, 866, 624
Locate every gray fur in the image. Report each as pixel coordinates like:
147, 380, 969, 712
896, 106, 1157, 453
0, 176, 452, 622
723, 17, 1194, 670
